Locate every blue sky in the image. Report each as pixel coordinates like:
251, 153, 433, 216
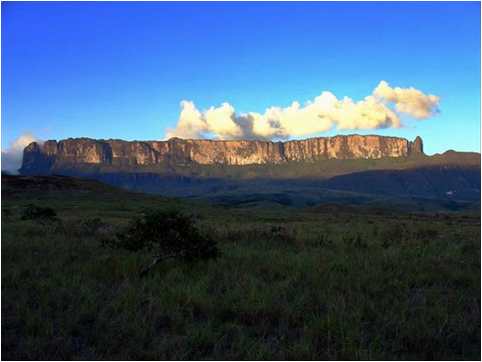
2, 1, 480, 155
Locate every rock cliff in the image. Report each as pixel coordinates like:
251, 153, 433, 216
20, 135, 424, 174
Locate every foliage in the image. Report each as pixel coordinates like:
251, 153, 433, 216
21, 204, 57, 221
108, 210, 219, 275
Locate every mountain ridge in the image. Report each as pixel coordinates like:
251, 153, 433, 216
18, 134, 480, 210
20, 134, 425, 175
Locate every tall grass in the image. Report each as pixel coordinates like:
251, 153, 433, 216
2, 190, 480, 360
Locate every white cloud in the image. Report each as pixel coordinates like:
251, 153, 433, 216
373, 80, 439, 119
166, 81, 440, 140
1, 133, 40, 174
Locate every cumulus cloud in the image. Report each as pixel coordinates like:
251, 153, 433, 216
1, 133, 40, 174
373, 81, 440, 119
166, 81, 440, 140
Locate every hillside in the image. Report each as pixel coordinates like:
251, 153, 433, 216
2, 174, 480, 360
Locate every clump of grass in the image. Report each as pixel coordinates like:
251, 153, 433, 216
79, 217, 107, 236
315, 233, 333, 247
221, 224, 297, 247
342, 232, 368, 249
378, 223, 405, 248
412, 226, 439, 241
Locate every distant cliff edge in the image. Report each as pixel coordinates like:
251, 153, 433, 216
20, 135, 425, 174
17, 135, 481, 206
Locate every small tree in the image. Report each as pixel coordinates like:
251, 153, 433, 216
21, 204, 58, 222
110, 210, 219, 277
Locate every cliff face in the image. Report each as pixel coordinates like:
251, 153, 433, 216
20, 135, 424, 174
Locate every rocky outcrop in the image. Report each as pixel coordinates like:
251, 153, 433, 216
409, 136, 424, 155
20, 135, 425, 174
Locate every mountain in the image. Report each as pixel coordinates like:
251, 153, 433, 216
20, 134, 424, 172
19, 135, 480, 210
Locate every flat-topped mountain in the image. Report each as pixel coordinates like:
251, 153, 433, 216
18, 134, 480, 210
21, 135, 424, 174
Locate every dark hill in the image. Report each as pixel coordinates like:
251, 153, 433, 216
322, 165, 480, 201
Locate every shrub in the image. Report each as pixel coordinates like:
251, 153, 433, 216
21, 204, 57, 222
109, 209, 219, 277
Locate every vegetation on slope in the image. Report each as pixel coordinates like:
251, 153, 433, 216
48, 151, 480, 180
2, 176, 480, 360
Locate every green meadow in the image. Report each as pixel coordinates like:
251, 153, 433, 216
2, 176, 480, 360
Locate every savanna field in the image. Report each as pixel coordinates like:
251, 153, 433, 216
1, 176, 480, 360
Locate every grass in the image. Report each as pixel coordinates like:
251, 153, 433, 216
1, 177, 480, 360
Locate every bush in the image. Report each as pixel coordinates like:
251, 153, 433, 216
109, 209, 219, 276
21, 204, 57, 222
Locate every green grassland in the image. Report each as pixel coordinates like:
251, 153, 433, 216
2, 176, 480, 360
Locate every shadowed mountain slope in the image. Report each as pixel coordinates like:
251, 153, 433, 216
18, 135, 480, 210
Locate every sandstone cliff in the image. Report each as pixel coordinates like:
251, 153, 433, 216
20, 135, 424, 174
